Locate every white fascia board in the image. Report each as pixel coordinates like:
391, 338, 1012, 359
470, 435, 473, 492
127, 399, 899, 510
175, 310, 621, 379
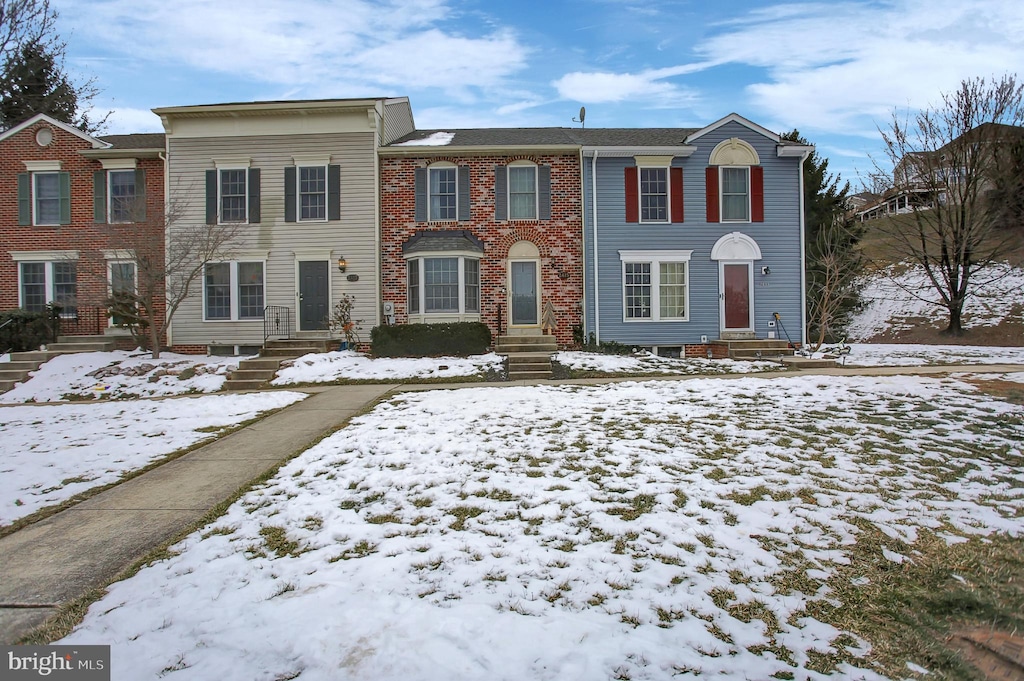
0, 112, 111, 148
777, 144, 814, 157
582, 146, 696, 158
686, 113, 780, 144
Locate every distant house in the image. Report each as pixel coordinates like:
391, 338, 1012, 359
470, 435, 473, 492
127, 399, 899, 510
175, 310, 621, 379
379, 129, 582, 346
0, 113, 165, 339
153, 98, 414, 355
579, 114, 813, 354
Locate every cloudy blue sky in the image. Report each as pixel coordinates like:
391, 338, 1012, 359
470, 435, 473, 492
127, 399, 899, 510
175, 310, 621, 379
55, 0, 1024, 187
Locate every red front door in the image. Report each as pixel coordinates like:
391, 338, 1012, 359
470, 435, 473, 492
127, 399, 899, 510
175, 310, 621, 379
723, 264, 750, 330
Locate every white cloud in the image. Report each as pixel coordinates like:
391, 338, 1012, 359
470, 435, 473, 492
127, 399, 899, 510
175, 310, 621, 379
87, 106, 163, 134
552, 69, 701, 104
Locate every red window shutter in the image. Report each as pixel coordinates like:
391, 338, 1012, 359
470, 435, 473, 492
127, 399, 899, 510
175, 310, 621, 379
625, 167, 639, 223
705, 167, 719, 223
751, 165, 764, 222
670, 167, 684, 223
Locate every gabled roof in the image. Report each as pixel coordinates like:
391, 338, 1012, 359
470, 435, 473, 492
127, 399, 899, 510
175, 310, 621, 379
98, 133, 165, 149
153, 97, 398, 118
0, 112, 111, 148
685, 113, 781, 144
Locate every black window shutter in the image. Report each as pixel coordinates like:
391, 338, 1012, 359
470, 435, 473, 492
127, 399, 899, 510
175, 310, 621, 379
18, 173, 30, 225
93, 171, 107, 224
538, 165, 551, 220
248, 168, 260, 224
58, 172, 71, 225
457, 165, 470, 221
205, 169, 217, 224
134, 168, 146, 221
494, 166, 507, 221
414, 167, 427, 222
284, 166, 297, 223
328, 164, 341, 221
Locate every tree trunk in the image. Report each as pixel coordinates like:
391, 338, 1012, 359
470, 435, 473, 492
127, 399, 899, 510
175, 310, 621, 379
943, 304, 965, 336
149, 313, 162, 359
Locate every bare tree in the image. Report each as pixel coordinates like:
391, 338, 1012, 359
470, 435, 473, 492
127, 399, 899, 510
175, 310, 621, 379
104, 195, 242, 359
874, 75, 1024, 336
805, 217, 864, 351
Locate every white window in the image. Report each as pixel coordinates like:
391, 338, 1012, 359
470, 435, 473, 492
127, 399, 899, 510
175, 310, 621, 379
508, 164, 537, 220
429, 165, 457, 221
108, 261, 137, 326
720, 167, 750, 222
405, 256, 480, 316
34, 172, 61, 225
204, 261, 265, 321
19, 260, 77, 314
639, 167, 669, 222
619, 250, 692, 322
219, 169, 248, 223
108, 170, 138, 223
298, 166, 326, 221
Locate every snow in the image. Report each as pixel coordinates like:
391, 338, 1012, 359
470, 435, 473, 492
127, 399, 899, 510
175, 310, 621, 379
0, 351, 249, 403
0, 391, 307, 526
394, 132, 455, 146
847, 263, 1024, 340
58, 373, 1024, 680
272, 350, 504, 385
554, 351, 778, 374
835, 344, 1024, 367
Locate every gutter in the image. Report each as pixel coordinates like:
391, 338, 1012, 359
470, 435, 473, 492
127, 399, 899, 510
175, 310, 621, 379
798, 149, 810, 348
591, 149, 600, 343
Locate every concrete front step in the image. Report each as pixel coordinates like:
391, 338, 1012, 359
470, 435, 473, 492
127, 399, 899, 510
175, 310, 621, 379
508, 370, 553, 381
781, 356, 837, 369
260, 346, 326, 358
55, 334, 114, 345
265, 339, 334, 352
221, 379, 269, 391
46, 342, 116, 353
0, 379, 18, 392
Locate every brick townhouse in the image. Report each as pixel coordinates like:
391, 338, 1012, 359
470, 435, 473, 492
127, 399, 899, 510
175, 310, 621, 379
0, 113, 165, 342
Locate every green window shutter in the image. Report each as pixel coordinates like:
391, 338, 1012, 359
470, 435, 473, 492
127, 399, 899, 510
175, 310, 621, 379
135, 168, 146, 221
414, 168, 427, 222
17, 173, 30, 225
58, 172, 71, 225
457, 165, 470, 221
248, 168, 260, 224
284, 166, 296, 222
328, 164, 341, 221
538, 165, 551, 220
205, 169, 217, 224
494, 166, 507, 221
93, 171, 107, 223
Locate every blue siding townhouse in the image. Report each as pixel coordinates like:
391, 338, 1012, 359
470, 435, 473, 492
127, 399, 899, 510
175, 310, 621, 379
579, 114, 813, 356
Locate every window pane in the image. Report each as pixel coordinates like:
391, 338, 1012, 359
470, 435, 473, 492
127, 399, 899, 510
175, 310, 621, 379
205, 263, 231, 319
110, 263, 136, 294
424, 257, 458, 312
109, 170, 137, 223
20, 262, 46, 312
407, 260, 420, 314
220, 169, 247, 223
721, 167, 749, 221
35, 173, 60, 225
624, 262, 651, 319
429, 167, 456, 221
299, 166, 326, 221
237, 262, 264, 319
464, 259, 479, 313
640, 168, 667, 221
659, 262, 687, 319
508, 166, 536, 219
53, 261, 77, 316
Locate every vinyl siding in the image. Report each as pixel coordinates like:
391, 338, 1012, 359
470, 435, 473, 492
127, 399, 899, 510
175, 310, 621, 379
584, 120, 804, 346
166, 131, 379, 347
380, 100, 415, 146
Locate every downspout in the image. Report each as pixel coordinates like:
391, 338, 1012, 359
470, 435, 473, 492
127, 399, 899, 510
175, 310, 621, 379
798, 149, 809, 348
591, 149, 600, 343
578, 146, 586, 341
159, 149, 171, 349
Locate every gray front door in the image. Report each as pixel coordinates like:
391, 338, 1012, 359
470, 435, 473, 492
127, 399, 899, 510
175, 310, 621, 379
510, 261, 538, 325
299, 261, 329, 330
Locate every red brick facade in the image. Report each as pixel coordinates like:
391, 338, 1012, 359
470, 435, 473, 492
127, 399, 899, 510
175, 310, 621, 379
380, 153, 583, 347
0, 117, 165, 342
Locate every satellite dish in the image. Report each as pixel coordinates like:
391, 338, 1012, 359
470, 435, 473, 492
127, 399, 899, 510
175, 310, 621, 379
574, 106, 586, 128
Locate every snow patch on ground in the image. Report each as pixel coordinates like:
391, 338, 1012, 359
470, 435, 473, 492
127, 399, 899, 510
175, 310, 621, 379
272, 350, 504, 385
0, 391, 307, 525
840, 344, 1024, 367
554, 351, 779, 374
847, 263, 1024, 340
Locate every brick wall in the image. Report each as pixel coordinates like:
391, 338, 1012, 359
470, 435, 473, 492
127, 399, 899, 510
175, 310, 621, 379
380, 153, 583, 347
0, 120, 166, 343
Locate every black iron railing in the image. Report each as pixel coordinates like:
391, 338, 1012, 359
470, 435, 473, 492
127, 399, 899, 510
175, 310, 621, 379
264, 306, 292, 343
55, 307, 107, 338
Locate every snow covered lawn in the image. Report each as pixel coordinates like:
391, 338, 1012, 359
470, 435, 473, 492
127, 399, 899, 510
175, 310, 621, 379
554, 351, 779, 375
841, 343, 1024, 367
0, 351, 248, 403
0, 391, 307, 526
272, 350, 505, 385
61, 374, 1024, 680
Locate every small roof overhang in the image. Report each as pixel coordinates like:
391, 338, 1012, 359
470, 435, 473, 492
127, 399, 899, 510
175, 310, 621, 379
402, 230, 484, 256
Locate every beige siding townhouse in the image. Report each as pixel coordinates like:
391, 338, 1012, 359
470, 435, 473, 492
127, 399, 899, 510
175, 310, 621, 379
154, 98, 414, 354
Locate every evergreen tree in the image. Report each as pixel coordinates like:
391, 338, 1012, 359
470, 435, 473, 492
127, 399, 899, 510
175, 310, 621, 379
0, 39, 77, 126
782, 130, 865, 346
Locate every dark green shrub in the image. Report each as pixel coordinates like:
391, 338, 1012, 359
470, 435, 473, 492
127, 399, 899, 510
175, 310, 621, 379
582, 333, 633, 355
371, 322, 491, 357
0, 308, 58, 353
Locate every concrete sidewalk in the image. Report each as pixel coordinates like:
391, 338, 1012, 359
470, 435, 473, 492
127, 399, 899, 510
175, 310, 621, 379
0, 382, 397, 644
1, 362, 1022, 644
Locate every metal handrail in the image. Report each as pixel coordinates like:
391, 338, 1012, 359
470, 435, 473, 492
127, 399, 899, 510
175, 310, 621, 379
264, 306, 292, 343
